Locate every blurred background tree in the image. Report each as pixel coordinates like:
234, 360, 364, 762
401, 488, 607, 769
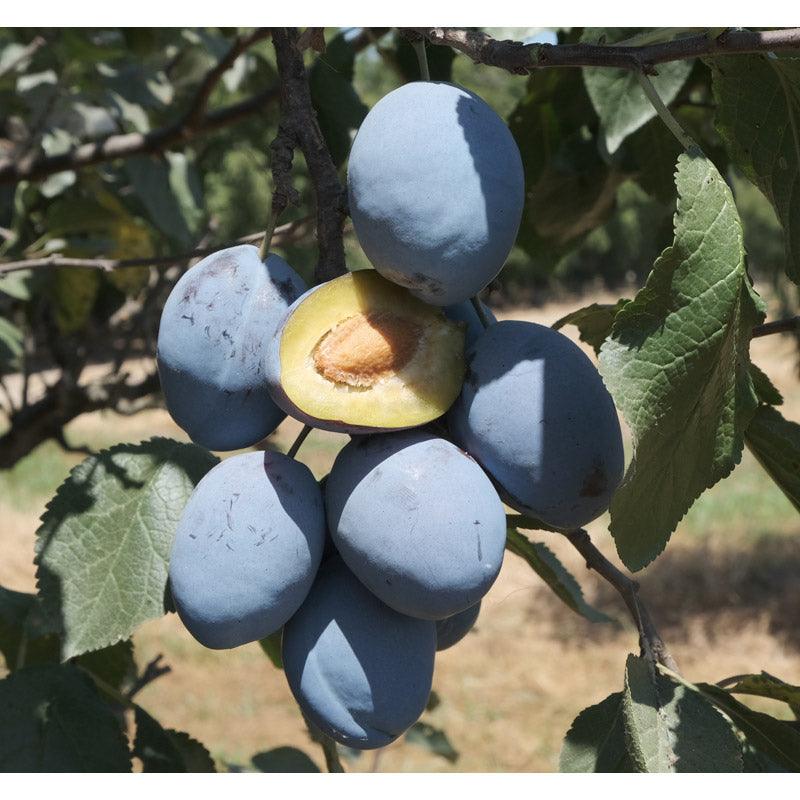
0, 27, 796, 467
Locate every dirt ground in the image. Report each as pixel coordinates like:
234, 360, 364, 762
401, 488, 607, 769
1, 294, 798, 772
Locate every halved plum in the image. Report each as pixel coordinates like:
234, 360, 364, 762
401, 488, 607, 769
265, 270, 465, 433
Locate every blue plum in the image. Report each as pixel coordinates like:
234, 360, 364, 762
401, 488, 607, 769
282, 556, 436, 750
444, 300, 497, 349
157, 244, 306, 451
435, 601, 481, 651
449, 321, 625, 530
169, 450, 325, 649
326, 430, 506, 620
347, 82, 525, 305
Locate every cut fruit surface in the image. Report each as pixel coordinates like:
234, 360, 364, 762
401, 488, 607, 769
267, 270, 466, 433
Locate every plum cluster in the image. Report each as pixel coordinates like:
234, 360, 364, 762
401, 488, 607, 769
159, 81, 624, 750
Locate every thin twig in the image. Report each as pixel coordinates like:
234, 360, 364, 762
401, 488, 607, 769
302, 712, 345, 773
182, 29, 270, 130
0, 34, 46, 79
0, 218, 312, 276
563, 528, 680, 673
415, 27, 800, 75
470, 296, 491, 330
752, 316, 800, 337
0, 29, 385, 187
287, 424, 313, 460
716, 674, 752, 689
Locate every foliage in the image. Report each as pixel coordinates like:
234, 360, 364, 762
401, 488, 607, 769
0, 26, 799, 774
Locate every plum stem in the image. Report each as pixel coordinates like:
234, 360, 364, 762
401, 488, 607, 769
302, 711, 345, 772
259, 209, 279, 261
287, 424, 313, 459
470, 295, 492, 330
563, 527, 680, 673
413, 38, 430, 81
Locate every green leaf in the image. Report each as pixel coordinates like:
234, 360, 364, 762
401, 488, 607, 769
0, 269, 34, 300
582, 28, 693, 153
721, 672, 800, 709
506, 529, 612, 624
599, 152, 766, 571
50, 269, 101, 334
509, 67, 623, 261
0, 587, 59, 670
694, 681, 800, 772
251, 746, 320, 773
745, 405, 800, 513
623, 655, 743, 772
133, 706, 216, 772
309, 32, 369, 168
405, 721, 459, 764
742, 740, 790, 772
125, 154, 201, 248
35, 438, 218, 659
749, 364, 784, 406
258, 629, 283, 669
560, 692, 634, 772
552, 299, 631, 355
0, 664, 132, 771
553, 180, 673, 286
77, 640, 136, 692
710, 55, 800, 282
0, 315, 23, 373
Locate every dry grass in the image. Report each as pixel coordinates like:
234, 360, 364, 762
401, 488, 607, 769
1, 292, 798, 772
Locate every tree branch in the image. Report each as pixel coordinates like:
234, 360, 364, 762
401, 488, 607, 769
752, 315, 800, 338
0, 218, 313, 276
182, 29, 271, 130
563, 528, 680, 673
0, 33, 277, 186
270, 28, 349, 284
0, 28, 386, 187
415, 27, 800, 75
0, 369, 160, 470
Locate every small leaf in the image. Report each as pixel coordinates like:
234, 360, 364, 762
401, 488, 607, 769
309, 32, 369, 168
35, 438, 218, 659
258, 629, 283, 669
0, 587, 59, 670
745, 405, 800, 513
694, 681, 800, 772
251, 747, 320, 773
49, 269, 101, 334
133, 707, 216, 772
0, 664, 132, 771
0, 315, 23, 373
552, 300, 631, 355
623, 655, 743, 772
506, 529, 612, 623
405, 721, 459, 764
722, 672, 800, 710
77, 640, 136, 692
560, 692, 634, 772
749, 364, 784, 406
599, 152, 766, 571
710, 55, 800, 283
582, 28, 693, 153
125, 154, 201, 247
